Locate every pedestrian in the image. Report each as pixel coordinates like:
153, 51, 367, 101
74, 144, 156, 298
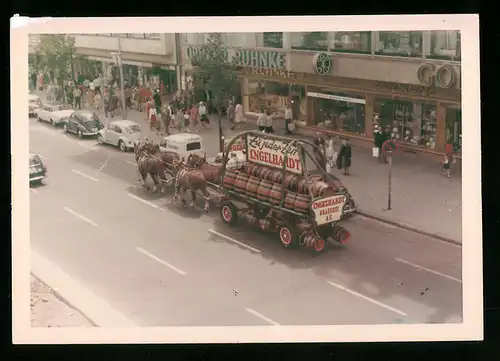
103, 91, 110, 118
265, 110, 274, 133
234, 102, 244, 130
313, 132, 326, 169
257, 108, 266, 132
149, 101, 158, 133
377, 126, 391, 163
66, 86, 74, 108
199, 101, 209, 128
161, 104, 171, 135
336, 138, 352, 176
325, 136, 337, 173
153, 88, 162, 114
30, 71, 37, 92
442, 143, 455, 178
183, 109, 191, 133
176, 108, 186, 133
374, 126, 383, 162
86, 87, 94, 108
190, 103, 199, 132
226, 101, 235, 130
94, 91, 102, 111
284, 102, 293, 134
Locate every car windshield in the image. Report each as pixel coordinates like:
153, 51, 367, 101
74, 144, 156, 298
29, 156, 40, 166
125, 125, 141, 134
56, 104, 72, 111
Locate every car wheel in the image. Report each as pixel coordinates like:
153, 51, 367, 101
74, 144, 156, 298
97, 134, 104, 145
77, 129, 82, 138
118, 140, 126, 152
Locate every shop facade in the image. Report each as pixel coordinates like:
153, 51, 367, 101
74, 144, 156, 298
181, 41, 461, 155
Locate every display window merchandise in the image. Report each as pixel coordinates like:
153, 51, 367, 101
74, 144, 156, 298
308, 90, 366, 136
373, 99, 438, 149
445, 107, 462, 152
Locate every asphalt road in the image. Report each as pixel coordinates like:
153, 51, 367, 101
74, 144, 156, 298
29, 117, 463, 326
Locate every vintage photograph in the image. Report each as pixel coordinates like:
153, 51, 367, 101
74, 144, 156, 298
12, 15, 482, 343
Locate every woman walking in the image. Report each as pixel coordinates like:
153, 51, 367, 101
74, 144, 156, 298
190, 103, 199, 132
265, 110, 274, 133
234, 102, 244, 130
336, 138, 352, 176
257, 108, 266, 132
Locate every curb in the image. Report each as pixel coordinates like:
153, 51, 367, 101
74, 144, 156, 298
31, 250, 138, 328
353, 210, 462, 246
30, 272, 98, 327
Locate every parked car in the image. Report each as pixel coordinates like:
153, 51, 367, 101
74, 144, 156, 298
29, 154, 47, 185
28, 94, 42, 117
97, 120, 142, 152
34, 104, 74, 126
63, 110, 104, 138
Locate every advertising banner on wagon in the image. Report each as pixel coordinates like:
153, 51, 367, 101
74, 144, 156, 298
311, 194, 347, 225
245, 134, 302, 174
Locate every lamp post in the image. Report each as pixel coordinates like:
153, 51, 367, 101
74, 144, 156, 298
111, 35, 127, 120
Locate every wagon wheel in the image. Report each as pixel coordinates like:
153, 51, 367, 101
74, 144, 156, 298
311, 237, 327, 255
220, 201, 238, 226
278, 223, 298, 249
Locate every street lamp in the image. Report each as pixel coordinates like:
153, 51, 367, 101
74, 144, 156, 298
111, 35, 127, 120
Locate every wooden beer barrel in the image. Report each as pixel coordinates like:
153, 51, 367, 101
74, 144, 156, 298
234, 172, 249, 194
284, 173, 299, 192
333, 225, 350, 244
256, 179, 273, 203
268, 169, 284, 184
297, 178, 310, 194
284, 191, 297, 210
222, 170, 238, 190
294, 193, 311, 214
269, 183, 284, 206
245, 176, 261, 197
257, 166, 272, 181
246, 164, 260, 177
310, 181, 329, 198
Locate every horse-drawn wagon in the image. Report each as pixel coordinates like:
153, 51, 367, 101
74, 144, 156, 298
187, 131, 354, 254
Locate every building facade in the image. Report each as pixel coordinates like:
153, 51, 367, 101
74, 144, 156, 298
181, 31, 462, 155
71, 33, 179, 93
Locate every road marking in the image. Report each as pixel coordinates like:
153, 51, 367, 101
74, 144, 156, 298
208, 229, 261, 253
127, 193, 165, 211
327, 281, 407, 316
135, 247, 186, 276
30, 188, 38, 194
96, 154, 112, 174
126, 160, 137, 166
395, 258, 462, 283
71, 169, 99, 182
63, 206, 98, 227
244, 308, 280, 326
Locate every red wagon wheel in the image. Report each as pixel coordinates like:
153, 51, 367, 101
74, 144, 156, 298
278, 223, 298, 249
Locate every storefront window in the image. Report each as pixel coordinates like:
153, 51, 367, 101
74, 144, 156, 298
309, 91, 365, 135
375, 31, 423, 57
446, 107, 462, 152
426, 30, 461, 61
246, 81, 290, 117
332, 32, 371, 54
291, 32, 328, 51
373, 99, 438, 149
263, 32, 283, 48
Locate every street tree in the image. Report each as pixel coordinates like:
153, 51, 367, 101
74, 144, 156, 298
191, 33, 240, 152
36, 34, 78, 91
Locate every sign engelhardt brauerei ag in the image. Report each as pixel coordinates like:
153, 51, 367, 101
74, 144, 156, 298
246, 134, 302, 174
311, 194, 347, 225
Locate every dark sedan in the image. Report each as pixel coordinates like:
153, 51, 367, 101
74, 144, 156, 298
63, 110, 104, 138
29, 154, 47, 185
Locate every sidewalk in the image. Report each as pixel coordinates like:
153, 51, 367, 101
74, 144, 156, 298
65, 100, 462, 244
31, 274, 94, 327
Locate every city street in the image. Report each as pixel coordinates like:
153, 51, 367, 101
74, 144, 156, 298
29, 116, 463, 327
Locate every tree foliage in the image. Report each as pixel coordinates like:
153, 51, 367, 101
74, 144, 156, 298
36, 34, 78, 83
191, 33, 239, 111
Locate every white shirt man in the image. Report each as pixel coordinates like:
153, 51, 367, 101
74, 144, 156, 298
284, 104, 293, 134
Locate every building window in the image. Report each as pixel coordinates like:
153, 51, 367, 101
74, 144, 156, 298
246, 80, 289, 116
263, 32, 283, 48
426, 30, 461, 61
375, 31, 423, 57
332, 32, 371, 54
373, 99, 438, 149
309, 90, 366, 136
291, 32, 328, 51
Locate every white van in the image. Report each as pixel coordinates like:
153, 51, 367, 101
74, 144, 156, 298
159, 133, 205, 160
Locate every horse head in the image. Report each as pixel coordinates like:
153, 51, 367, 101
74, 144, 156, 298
187, 153, 205, 168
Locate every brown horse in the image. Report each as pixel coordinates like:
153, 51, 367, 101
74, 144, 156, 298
134, 143, 167, 193
186, 153, 223, 184
171, 159, 210, 212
